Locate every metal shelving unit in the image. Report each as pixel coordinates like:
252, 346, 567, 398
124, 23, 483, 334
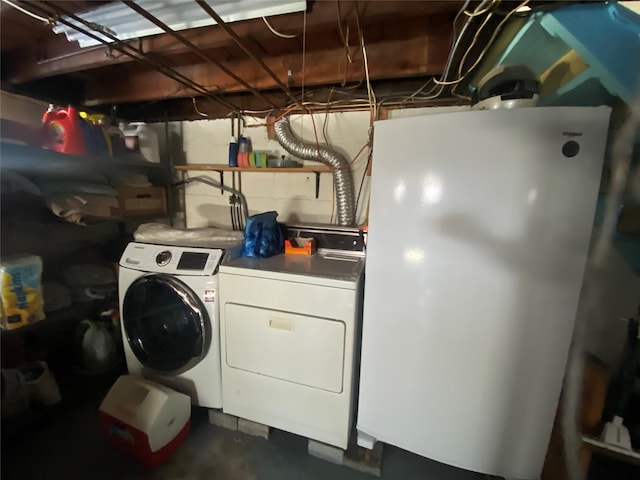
1, 142, 168, 185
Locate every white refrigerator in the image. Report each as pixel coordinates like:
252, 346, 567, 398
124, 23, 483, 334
356, 107, 610, 479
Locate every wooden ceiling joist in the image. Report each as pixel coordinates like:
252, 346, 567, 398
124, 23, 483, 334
0, 1, 465, 119
84, 33, 450, 106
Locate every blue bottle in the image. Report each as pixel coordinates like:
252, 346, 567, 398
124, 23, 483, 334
228, 136, 238, 167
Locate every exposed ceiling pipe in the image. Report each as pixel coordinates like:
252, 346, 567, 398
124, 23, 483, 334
33, 1, 240, 112
274, 117, 355, 226
121, 0, 279, 110
196, 0, 304, 110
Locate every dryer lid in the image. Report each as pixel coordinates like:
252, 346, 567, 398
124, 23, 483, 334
221, 252, 365, 289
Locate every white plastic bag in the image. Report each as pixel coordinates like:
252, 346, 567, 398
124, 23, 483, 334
134, 223, 243, 248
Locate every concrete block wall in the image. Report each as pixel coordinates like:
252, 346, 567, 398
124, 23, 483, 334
164, 110, 372, 228
162, 105, 471, 229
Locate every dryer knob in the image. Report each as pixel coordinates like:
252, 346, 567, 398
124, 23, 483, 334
156, 251, 172, 266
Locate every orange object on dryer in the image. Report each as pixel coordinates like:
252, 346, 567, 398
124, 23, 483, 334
41, 105, 86, 155
284, 237, 317, 256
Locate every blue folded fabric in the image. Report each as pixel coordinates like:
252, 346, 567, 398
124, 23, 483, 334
242, 211, 284, 258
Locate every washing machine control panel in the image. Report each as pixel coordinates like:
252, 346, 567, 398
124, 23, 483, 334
120, 242, 224, 276
156, 251, 172, 266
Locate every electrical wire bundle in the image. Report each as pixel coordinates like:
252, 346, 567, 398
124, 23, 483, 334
397, 0, 532, 103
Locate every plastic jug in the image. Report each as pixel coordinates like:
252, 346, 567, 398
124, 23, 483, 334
75, 319, 117, 373
237, 136, 250, 168
228, 136, 238, 167
121, 122, 160, 163
41, 105, 86, 155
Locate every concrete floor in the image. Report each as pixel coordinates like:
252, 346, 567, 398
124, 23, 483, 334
3, 375, 635, 480
2, 387, 484, 480
1, 376, 638, 480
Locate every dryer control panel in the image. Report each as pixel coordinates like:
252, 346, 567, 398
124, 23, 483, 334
120, 242, 225, 276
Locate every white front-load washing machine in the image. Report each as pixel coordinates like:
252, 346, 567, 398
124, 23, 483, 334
118, 242, 226, 408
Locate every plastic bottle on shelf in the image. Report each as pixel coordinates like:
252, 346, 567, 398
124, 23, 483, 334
237, 136, 250, 168
41, 105, 86, 155
79, 111, 112, 156
228, 136, 238, 167
77, 113, 109, 157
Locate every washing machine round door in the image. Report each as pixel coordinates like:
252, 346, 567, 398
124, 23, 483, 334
122, 274, 211, 374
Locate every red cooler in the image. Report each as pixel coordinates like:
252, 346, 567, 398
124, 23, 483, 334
99, 375, 191, 467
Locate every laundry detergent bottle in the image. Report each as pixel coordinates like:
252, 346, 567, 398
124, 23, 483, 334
41, 104, 86, 155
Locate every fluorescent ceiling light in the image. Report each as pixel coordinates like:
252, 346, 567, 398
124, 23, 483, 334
53, 0, 306, 48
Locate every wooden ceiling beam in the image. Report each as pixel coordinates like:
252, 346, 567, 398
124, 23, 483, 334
4, 1, 461, 83
114, 78, 461, 122
83, 33, 450, 106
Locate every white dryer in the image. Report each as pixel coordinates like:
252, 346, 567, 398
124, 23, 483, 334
219, 236, 365, 449
118, 242, 226, 408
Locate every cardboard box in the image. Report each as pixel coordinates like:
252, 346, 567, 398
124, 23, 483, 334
117, 187, 166, 217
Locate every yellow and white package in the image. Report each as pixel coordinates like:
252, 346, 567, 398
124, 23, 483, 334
1, 254, 45, 329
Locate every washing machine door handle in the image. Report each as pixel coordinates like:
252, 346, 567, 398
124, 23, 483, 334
122, 274, 212, 375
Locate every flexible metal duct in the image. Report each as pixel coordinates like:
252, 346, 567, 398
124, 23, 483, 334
274, 117, 355, 225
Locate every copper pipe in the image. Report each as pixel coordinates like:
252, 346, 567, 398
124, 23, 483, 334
195, 0, 303, 110
121, 0, 278, 109
34, 1, 239, 112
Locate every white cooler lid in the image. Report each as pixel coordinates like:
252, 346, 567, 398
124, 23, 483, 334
99, 375, 190, 452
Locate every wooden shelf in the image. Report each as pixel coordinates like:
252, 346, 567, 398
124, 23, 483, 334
175, 164, 331, 199
582, 435, 640, 466
175, 164, 331, 173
